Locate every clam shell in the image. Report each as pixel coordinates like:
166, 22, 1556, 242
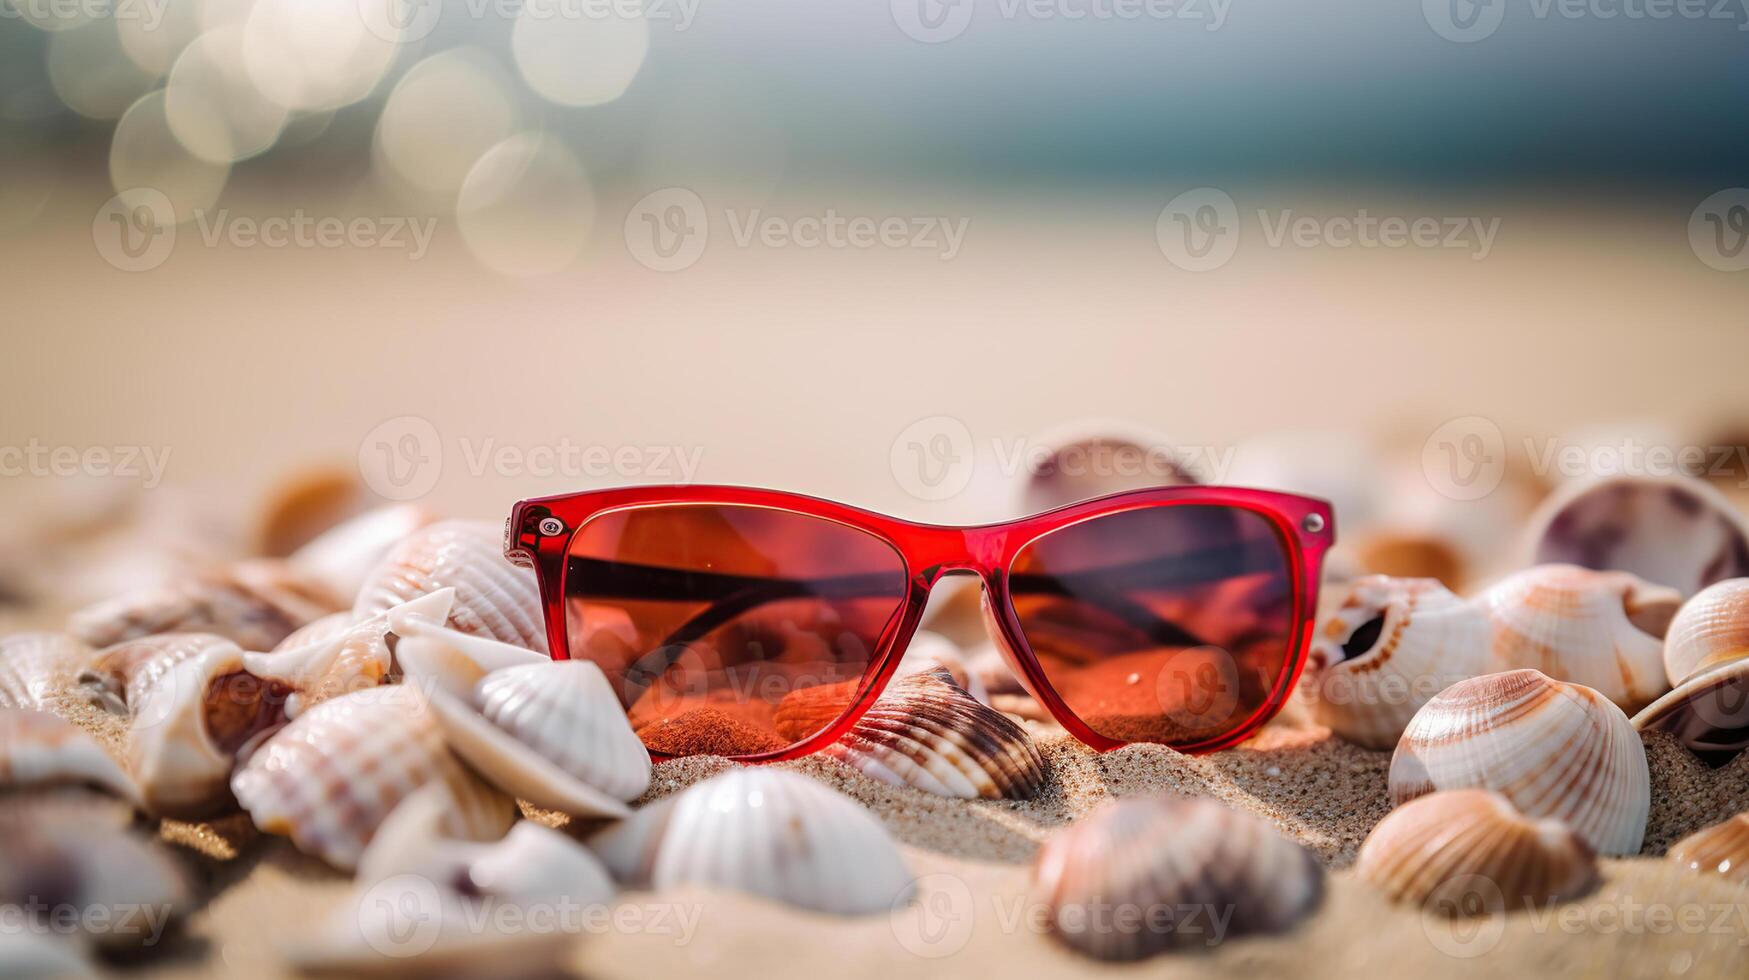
68, 559, 345, 652
354, 520, 546, 653
1480, 564, 1678, 713
1031, 796, 1324, 961
1662, 577, 1749, 686
0, 709, 136, 802
1389, 670, 1649, 855
0, 633, 94, 713
591, 767, 914, 915
1304, 576, 1490, 749
1632, 661, 1749, 768
287, 504, 436, 607
1356, 789, 1598, 913
1668, 813, 1749, 885
1016, 420, 1198, 514
242, 588, 455, 717
818, 667, 1047, 800
251, 465, 363, 557
897, 630, 989, 703
1524, 474, 1749, 598
230, 686, 515, 869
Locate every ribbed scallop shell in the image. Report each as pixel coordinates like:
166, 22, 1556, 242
1356, 789, 1598, 913
0, 709, 136, 802
1031, 796, 1324, 961
590, 767, 914, 916
0, 633, 94, 713
1389, 670, 1649, 855
1304, 576, 1490, 749
476, 661, 651, 801
1668, 813, 1749, 885
230, 686, 515, 870
897, 630, 989, 704
69, 559, 344, 652
1525, 474, 1749, 598
820, 667, 1046, 800
1481, 564, 1678, 712
354, 520, 546, 653
1662, 578, 1749, 686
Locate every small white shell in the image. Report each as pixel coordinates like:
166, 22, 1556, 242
1668, 813, 1749, 886
0, 709, 136, 803
242, 589, 455, 717
355, 520, 547, 653
1524, 474, 1749, 598
1356, 789, 1598, 913
231, 686, 515, 870
0, 633, 95, 713
1304, 576, 1491, 749
1390, 670, 1650, 856
68, 559, 344, 652
1480, 564, 1678, 713
591, 767, 914, 915
1031, 796, 1324, 961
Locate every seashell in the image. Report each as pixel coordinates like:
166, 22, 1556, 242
1030, 796, 1324, 961
1355, 789, 1598, 913
231, 686, 515, 870
354, 520, 547, 653
242, 588, 455, 717
1226, 430, 1385, 532
0, 709, 137, 803
270, 609, 354, 652
0, 632, 95, 713
1633, 578, 1749, 767
69, 558, 346, 652
1304, 576, 1490, 749
897, 630, 989, 703
251, 464, 364, 558
812, 667, 1046, 800
591, 767, 914, 915
1017, 421, 1198, 515
1524, 474, 1749, 598
1661, 577, 1749, 688
1479, 564, 1678, 713
397, 623, 649, 818
0, 815, 190, 951
79, 632, 232, 715
287, 504, 436, 607
1390, 670, 1649, 855
1668, 813, 1749, 886
1353, 531, 1469, 592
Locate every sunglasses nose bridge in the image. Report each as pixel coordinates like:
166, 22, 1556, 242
908, 526, 1004, 586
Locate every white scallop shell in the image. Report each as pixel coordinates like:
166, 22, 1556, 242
1389, 670, 1649, 856
354, 520, 546, 653
1030, 796, 1324, 961
0, 633, 95, 713
1304, 576, 1490, 749
591, 767, 914, 915
1523, 474, 1749, 598
1356, 789, 1598, 913
230, 686, 515, 870
0, 709, 137, 803
68, 558, 344, 652
1480, 564, 1678, 713
242, 589, 455, 717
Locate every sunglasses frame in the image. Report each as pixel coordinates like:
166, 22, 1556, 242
506, 484, 1334, 761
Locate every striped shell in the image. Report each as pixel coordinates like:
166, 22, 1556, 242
821, 667, 1046, 800
1632, 578, 1749, 766
1480, 564, 1678, 713
1661, 578, 1749, 686
1356, 789, 1598, 913
590, 767, 914, 915
69, 559, 344, 652
1304, 576, 1490, 749
1524, 474, 1749, 598
79, 632, 230, 715
1668, 813, 1749, 885
0, 633, 95, 713
230, 686, 515, 870
242, 589, 455, 717
1031, 796, 1323, 961
354, 520, 546, 653
1389, 670, 1649, 855
0, 709, 136, 802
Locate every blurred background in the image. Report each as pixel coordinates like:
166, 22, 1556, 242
4, 0, 1749, 615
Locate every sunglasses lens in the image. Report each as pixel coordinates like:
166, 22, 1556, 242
1008, 505, 1297, 746
564, 504, 908, 757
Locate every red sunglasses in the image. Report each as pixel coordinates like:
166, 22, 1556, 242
504, 485, 1333, 760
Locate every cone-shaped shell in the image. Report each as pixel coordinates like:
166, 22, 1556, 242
231, 686, 515, 870
354, 520, 546, 653
0, 709, 137, 802
1481, 564, 1678, 713
819, 667, 1046, 800
1524, 474, 1749, 598
1389, 670, 1649, 855
1356, 789, 1598, 913
590, 768, 913, 916
69, 559, 343, 652
1304, 576, 1490, 749
1031, 796, 1324, 961
1668, 813, 1749, 885
0, 633, 94, 713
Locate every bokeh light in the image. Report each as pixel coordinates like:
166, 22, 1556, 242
166, 26, 289, 163
373, 47, 520, 203
109, 90, 231, 220
456, 131, 595, 277
46, 16, 159, 120
511, 1, 649, 108
2, 0, 94, 31
241, 0, 402, 112
116, 0, 202, 76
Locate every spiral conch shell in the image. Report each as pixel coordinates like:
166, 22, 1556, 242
231, 686, 515, 869
1030, 796, 1324, 961
1479, 564, 1679, 713
0, 633, 95, 713
1634, 577, 1749, 766
1668, 813, 1749, 886
396, 620, 650, 818
591, 768, 914, 916
1356, 789, 1598, 913
1304, 576, 1490, 749
68, 558, 345, 652
1524, 474, 1749, 598
1389, 670, 1649, 856
355, 520, 547, 653
0, 709, 137, 803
